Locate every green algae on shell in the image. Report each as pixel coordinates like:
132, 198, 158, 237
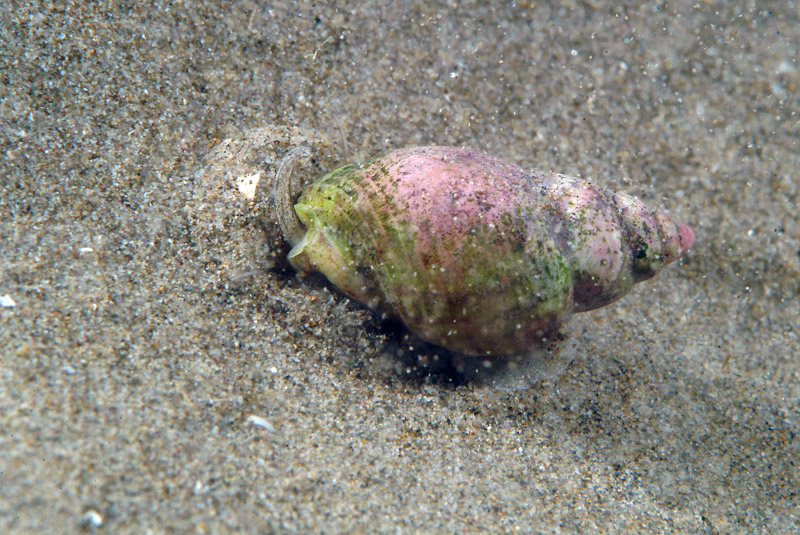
276, 146, 695, 356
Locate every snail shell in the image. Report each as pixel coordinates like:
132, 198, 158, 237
277, 146, 694, 356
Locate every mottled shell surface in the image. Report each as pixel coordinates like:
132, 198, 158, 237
288, 146, 694, 356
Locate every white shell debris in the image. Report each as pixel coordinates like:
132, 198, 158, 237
0, 294, 16, 308
246, 414, 275, 432
236, 172, 261, 200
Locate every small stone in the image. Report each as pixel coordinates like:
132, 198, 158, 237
80, 509, 103, 528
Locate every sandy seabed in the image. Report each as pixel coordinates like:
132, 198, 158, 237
1, 2, 798, 534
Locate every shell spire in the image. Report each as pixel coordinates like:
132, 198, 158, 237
544, 176, 695, 313
276, 146, 695, 356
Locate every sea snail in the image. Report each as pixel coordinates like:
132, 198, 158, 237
274, 146, 695, 356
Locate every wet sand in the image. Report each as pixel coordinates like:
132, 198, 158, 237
1, 2, 798, 533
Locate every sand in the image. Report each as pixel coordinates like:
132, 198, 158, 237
1, 1, 798, 533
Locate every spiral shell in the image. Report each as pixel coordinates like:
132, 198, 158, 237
278, 146, 694, 356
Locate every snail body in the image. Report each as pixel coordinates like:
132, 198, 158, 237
279, 146, 694, 356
